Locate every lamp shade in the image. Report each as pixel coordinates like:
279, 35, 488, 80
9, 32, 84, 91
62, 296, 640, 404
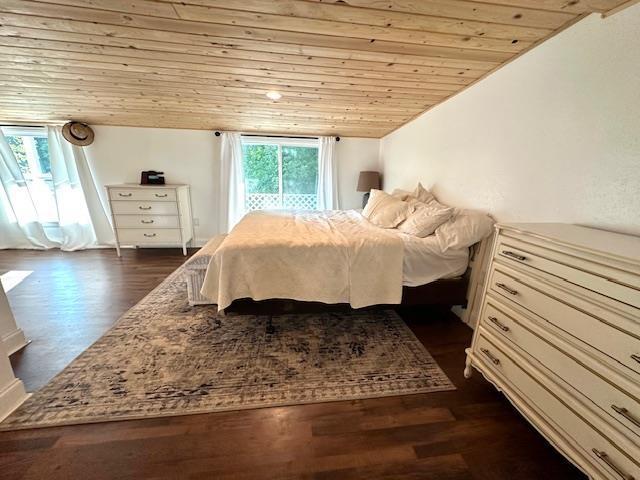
357, 171, 380, 192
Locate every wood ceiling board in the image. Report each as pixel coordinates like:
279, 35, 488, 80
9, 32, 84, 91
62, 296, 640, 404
0, 14, 503, 70
0, 41, 480, 86
0, 0, 633, 137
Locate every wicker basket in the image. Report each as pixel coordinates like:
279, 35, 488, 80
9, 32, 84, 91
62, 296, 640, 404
184, 234, 227, 306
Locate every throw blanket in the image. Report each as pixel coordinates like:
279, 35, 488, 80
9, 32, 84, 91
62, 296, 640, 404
201, 210, 404, 311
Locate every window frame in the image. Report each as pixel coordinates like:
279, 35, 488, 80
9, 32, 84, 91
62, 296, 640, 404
241, 136, 320, 210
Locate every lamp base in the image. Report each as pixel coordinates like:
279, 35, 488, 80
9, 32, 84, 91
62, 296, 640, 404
362, 192, 370, 209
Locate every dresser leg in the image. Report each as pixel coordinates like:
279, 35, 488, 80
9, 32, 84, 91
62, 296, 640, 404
464, 354, 473, 379
116, 245, 121, 257
182, 244, 187, 256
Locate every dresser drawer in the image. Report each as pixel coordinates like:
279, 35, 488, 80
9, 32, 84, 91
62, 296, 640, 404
110, 201, 178, 216
117, 229, 181, 244
496, 234, 640, 309
475, 332, 640, 480
481, 299, 640, 440
489, 265, 640, 377
114, 215, 180, 229
109, 187, 176, 202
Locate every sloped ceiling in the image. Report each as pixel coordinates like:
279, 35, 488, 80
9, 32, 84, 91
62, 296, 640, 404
0, 0, 633, 137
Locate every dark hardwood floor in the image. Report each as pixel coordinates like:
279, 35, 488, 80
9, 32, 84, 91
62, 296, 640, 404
0, 248, 585, 480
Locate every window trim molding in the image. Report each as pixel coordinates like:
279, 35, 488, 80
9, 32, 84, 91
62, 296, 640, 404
1, 126, 47, 137
241, 136, 319, 149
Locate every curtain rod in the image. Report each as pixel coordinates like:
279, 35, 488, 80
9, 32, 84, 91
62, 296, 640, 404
214, 131, 340, 141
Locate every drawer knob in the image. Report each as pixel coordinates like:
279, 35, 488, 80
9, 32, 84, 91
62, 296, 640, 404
154, 193, 168, 198
143, 233, 157, 238
496, 282, 518, 295
488, 316, 510, 332
141, 219, 154, 224
592, 449, 634, 480
502, 250, 527, 261
611, 405, 640, 428
139, 206, 152, 210
631, 354, 640, 364
480, 348, 500, 366
118, 192, 132, 197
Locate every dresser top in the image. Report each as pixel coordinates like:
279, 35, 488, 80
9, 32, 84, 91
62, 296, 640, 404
106, 183, 187, 188
498, 223, 640, 263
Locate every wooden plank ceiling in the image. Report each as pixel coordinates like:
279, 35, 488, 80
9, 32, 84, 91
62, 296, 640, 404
0, 0, 633, 137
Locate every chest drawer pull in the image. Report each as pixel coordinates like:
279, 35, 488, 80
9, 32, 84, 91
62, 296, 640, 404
502, 250, 527, 261
611, 405, 640, 428
631, 354, 640, 364
154, 193, 168, 198
480, 348, 500, 366
139, 206, 152, 210
496, 282, 518, 295
488, 316, 510, 332
592, 449, 635, 480
118, 192, 132, 197
140, 219, 154, 224
143, 233, 157, 238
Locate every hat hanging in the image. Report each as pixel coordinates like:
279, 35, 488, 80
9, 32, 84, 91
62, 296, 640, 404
62, 121, 95, 146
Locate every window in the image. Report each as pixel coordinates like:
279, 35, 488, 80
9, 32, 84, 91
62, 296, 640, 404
242, 137, 319, 211
2, 126, 57, 224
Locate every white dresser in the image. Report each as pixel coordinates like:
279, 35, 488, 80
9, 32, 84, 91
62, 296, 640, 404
465, 223, 639, 480
106, 184, 193, 256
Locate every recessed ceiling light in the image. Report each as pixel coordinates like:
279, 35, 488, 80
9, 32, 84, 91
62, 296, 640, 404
266, 91, 282, 101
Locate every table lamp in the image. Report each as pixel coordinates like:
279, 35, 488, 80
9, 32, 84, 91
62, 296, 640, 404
357, 171, 380, 208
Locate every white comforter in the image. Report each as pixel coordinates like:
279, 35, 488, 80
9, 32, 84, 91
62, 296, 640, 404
200, 210, 404, 310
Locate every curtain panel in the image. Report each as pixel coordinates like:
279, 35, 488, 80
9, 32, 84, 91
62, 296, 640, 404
0, 126, 113, 250
218, 132, 245, 233
317, 136, 340, 210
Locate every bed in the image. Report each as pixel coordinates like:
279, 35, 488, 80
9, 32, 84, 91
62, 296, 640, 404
194, 209, 485, 313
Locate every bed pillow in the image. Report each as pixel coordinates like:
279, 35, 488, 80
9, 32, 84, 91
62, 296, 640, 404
435, 209, 495, 251
362, 189, 412, 228
398, 202, 454, 238
391, 188, 413, 201
412, 183, 435, 204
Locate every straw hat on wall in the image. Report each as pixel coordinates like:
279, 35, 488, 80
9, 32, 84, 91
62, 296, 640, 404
62, 122, 95, 146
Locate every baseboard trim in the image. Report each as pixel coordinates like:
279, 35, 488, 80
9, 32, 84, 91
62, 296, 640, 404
0, 378, 29, 422
2, 328, 29, 355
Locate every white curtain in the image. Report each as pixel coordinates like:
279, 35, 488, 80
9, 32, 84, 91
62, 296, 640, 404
219, 132, 245, 233
47, 126, 114, 249
316, 136, 340, 210
0, 126, 113, 250
0, 131, 54, 249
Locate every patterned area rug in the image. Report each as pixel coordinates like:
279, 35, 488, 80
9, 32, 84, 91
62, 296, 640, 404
1, 267, 455, 430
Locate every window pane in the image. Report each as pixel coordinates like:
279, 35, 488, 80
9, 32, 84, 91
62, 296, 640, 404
35, 137, 51, 174
242, 144, 279, 211
282, 146, 318, 210
5, 135, 30, 175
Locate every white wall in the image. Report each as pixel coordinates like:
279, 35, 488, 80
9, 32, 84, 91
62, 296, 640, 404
85, 126, 379, 243
337, 137, 380, 210
380, 7, 640, 236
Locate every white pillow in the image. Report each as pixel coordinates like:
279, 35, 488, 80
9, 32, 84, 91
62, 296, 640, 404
412, 183, 435, 204
391, 188, 413, 201
362, 189, 412, 228
398, 202, 454, 238
435, 209, 495, 251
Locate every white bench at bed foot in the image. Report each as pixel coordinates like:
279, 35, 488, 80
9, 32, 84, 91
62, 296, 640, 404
184, 234, 226, 306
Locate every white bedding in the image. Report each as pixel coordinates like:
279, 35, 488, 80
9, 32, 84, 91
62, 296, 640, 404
201, 210, 405, 311
396, 231, 469, 287
200, 210, 471, 310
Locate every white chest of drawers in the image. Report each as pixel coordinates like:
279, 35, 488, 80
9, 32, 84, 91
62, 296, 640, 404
465, 223, 640, 480
106, 184, 193, 256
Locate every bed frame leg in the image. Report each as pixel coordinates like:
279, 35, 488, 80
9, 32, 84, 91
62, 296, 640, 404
266, 316, 275, 335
